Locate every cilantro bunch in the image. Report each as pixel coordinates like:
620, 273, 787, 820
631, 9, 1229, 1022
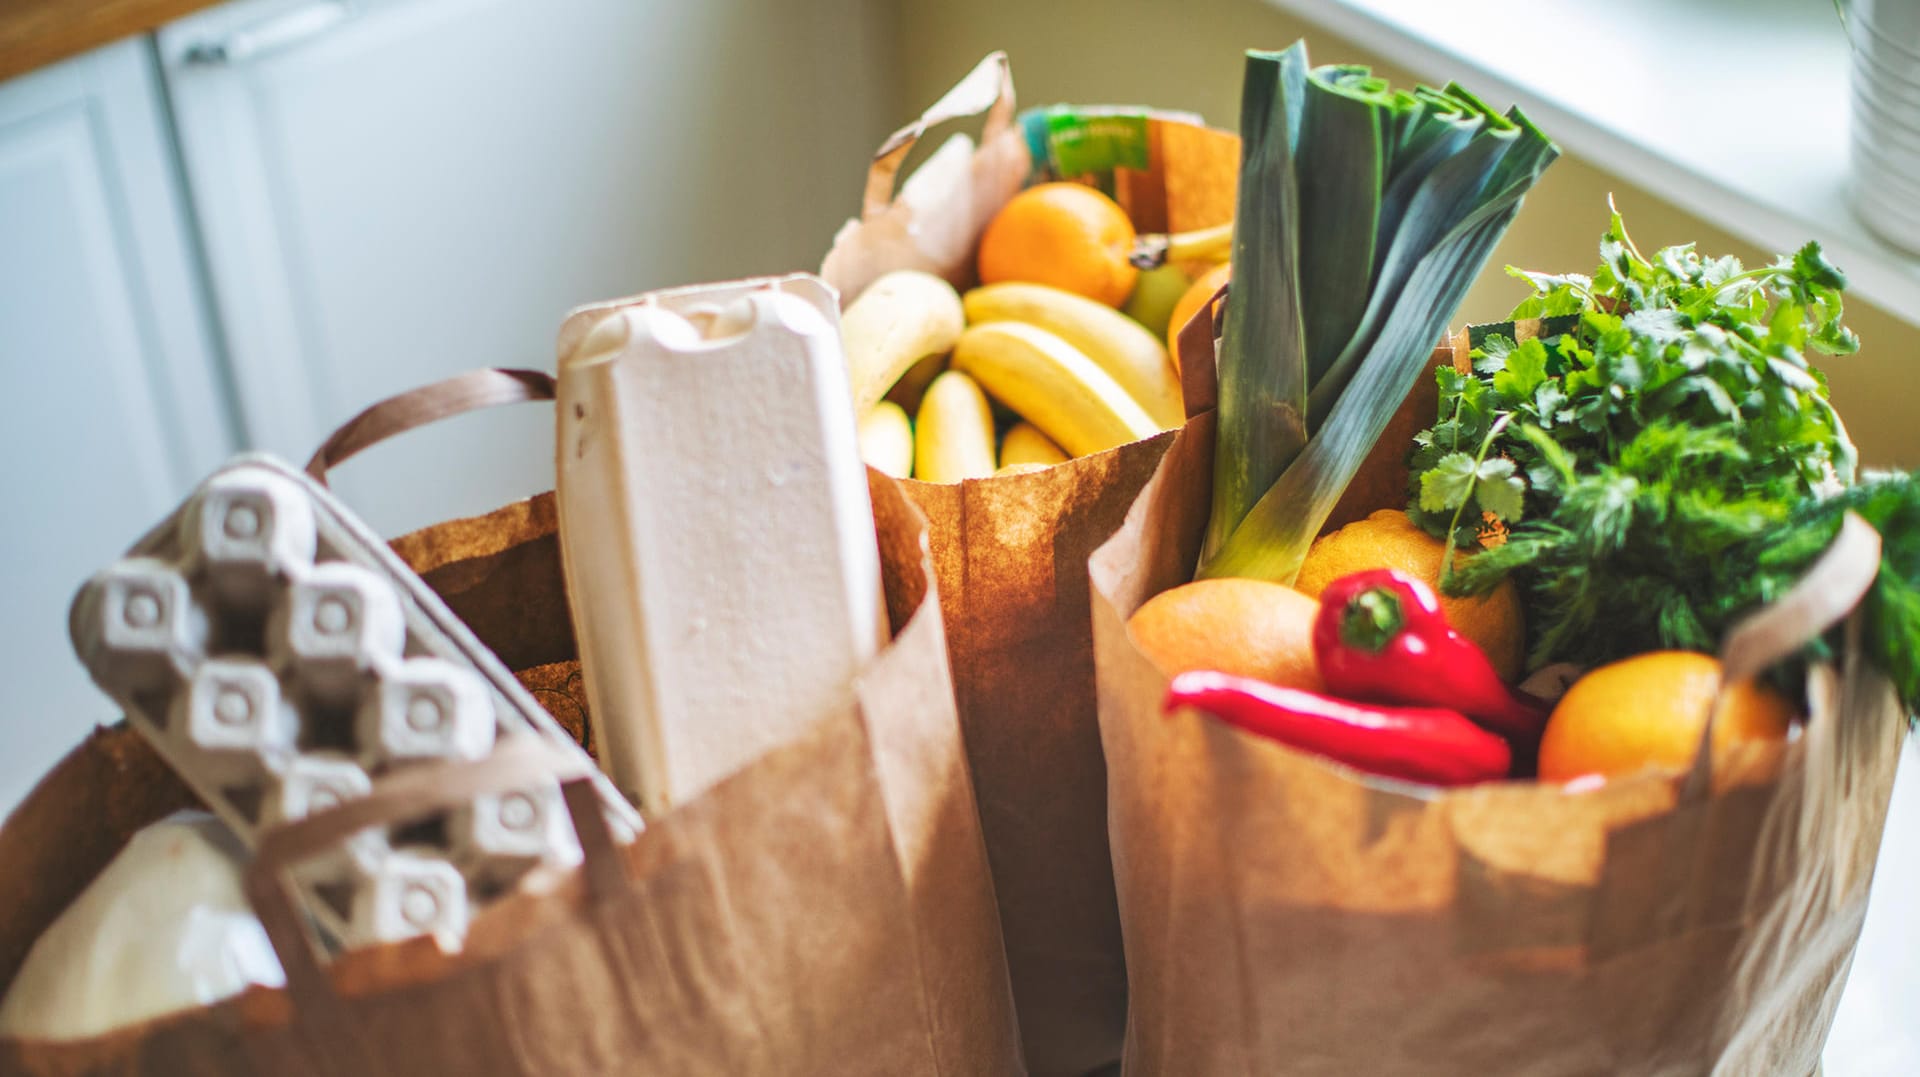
1407, 209, 1920, 707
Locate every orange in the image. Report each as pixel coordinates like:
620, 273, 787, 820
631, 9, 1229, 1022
1166, 261, 1232, 360
1537, 651, 1796, 782
1126, 578, 1323, 691
1294, 509, 1526, 682
977, 183, 1139, 308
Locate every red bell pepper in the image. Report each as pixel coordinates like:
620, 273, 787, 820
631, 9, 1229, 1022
1164, 670, 1512, 786
1312, 569, 1547, 741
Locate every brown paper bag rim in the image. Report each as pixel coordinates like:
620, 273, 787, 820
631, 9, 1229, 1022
898, 428, 1182, 494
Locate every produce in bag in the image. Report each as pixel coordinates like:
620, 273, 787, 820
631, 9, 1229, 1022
859, 400, 915, 479
1161, 669, 1513, 786
1098, 414, 1901, 1072
1407, 209, 1918, 710
1198, 43, 1560, 584
821, 50, 1239, 1074
1092, 42, 1912, 1071
1116, 37, 1558, 792
1310, 568, 1546, 743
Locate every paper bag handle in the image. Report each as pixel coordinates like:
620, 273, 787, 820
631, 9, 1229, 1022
1173, 282, 1229, 419
861, 51, 1015, 219
1683, 512, 1883, 800
304, 368, 557, 487
243, 738, 627, 1047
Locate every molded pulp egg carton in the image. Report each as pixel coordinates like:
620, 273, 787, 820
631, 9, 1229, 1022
69, 455, 641, 953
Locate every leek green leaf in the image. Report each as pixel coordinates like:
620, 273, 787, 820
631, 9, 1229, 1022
1200, 41, 1558, 581
1297, 69, 1385, 387
1204, 46, 1310, 562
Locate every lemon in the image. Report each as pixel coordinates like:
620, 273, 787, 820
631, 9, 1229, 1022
1295, 509, 1526, 681
1538, 651, 1795, 782
1127, 578, 1323, 691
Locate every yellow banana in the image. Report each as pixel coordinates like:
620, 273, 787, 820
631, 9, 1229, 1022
857, 400, 914, 479
951, 322, 1161, 458
999, 421, 1068, 469
914, 371, 997, 484
841, 270, 965, 414
963, 282, 1183, 429
1165, 221, 1234, 264
1131, 221, 1234, 268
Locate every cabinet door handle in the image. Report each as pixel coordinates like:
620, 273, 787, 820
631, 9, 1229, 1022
181, 2, 352, 66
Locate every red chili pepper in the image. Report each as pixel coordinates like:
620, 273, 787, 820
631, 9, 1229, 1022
1312, 569, 1547, 741
1163, 670, 1511, 787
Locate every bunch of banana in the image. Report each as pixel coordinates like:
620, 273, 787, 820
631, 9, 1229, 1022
840, 269, 1184, 484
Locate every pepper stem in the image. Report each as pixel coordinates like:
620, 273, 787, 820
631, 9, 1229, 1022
1341, 588, 1405, 653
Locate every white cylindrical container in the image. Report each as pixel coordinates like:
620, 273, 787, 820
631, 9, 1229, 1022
1850, 0, 1920, 251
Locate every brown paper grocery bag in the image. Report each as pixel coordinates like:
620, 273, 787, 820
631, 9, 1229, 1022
1089, 329, 1907, 1075
0, 370, 1020, 1076
821, 54, 1239, 1076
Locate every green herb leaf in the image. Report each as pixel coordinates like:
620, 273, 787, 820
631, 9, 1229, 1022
1492, 338, 1548, 403
1623, 308, 1687, 343
1420, 452, 1479, 512
1792, 241, 1847, 292
1403, 211, 1894, 697
1474, 334, 1515, 374
1532, 381, 1569, 426
1473, 457, 1525, 520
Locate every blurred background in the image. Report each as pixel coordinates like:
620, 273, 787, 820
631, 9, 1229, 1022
1, 0, 1913, 1066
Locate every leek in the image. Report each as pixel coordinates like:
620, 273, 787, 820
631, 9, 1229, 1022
1200, 43, 1558, 582
1205, 47, 1308, 570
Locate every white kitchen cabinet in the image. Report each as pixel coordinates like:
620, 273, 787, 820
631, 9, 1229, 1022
156, 0, 899, 538
0, 39, 238, 809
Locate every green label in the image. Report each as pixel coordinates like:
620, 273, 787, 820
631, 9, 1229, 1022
1044, 110, 1151, 178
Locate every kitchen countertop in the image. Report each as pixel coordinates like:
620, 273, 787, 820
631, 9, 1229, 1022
0, 0, 222, 82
